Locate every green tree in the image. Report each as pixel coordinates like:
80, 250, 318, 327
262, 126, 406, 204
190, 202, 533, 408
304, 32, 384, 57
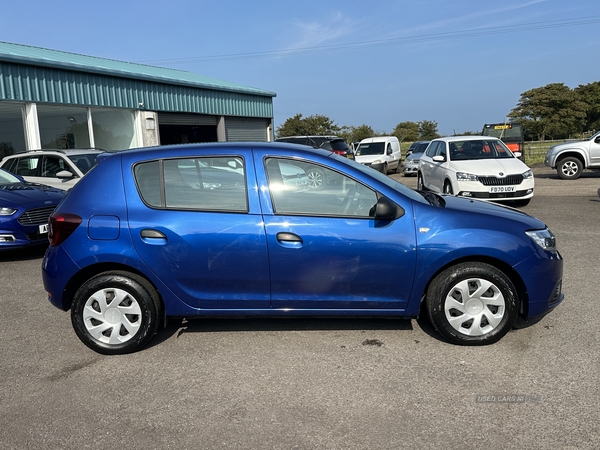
339, 124, 375, 144
508, 83, 588, 140
392, 121, 419, 142
574, 81, 600, 132
418, 120, 440, 140
275, 114, 340, 138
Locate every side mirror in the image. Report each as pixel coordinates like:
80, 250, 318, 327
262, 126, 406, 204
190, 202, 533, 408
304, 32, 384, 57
432, 155, 446, 162
374, 196, 405, 221
56, 170, 75, 179
513, 151, 522, 158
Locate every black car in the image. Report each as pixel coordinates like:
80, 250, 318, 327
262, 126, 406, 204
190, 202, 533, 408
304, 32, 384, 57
275, 136, 353, 159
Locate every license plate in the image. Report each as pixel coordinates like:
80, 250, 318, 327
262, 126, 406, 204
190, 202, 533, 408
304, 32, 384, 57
39, 224, 48, 234
489, 186, 516, 193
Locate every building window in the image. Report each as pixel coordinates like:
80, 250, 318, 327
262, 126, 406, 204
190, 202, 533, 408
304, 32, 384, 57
0, 102, 26, 157
37, 105, 91, 149
91, 108, 137, 150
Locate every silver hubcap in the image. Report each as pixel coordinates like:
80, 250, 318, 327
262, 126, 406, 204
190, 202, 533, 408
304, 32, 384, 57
307, 171, 323, 189
83, 288, 142, 345
444, 278, 505, 336
561, 161, 579, 177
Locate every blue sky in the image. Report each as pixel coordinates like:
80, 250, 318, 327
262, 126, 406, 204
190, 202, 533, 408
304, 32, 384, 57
3, 0, 599, 136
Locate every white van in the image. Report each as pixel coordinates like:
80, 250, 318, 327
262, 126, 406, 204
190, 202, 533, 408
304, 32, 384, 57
354, 136, 402, 174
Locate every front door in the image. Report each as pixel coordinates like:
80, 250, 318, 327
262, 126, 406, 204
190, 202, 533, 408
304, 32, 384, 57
259, 155, 417, 310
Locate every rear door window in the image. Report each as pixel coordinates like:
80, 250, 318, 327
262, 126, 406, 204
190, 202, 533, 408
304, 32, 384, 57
134, 156, 248, 212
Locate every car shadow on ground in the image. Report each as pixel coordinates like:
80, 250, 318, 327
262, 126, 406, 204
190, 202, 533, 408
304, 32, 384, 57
0, 245, 47, 261
148, 316, 419, 349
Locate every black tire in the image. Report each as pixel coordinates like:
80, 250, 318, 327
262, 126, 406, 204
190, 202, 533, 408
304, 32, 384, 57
443, 181, 454, 195
425, 262, 518, 345
556, 156, 583, 180
382, 163, 388, 175
417, 173, 425, 190
306, 167, 325, 190
71, 271, 162, 355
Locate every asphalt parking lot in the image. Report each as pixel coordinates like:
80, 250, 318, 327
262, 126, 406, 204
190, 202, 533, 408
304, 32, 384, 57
1, 164, 599, 450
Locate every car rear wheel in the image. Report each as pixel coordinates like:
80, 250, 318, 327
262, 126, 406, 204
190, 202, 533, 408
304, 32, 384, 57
426, 262, 518, 345
71, 271, 162, 355
557, 157, 583, 180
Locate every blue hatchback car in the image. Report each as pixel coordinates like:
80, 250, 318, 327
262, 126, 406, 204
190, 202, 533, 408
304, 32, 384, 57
0, 168, 65, 250
42, 143, 564, 354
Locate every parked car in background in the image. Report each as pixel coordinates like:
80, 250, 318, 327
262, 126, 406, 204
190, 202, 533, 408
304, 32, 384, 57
406, 140, 430, 157
0, 168, 65, 250
403, 141, 430, 177
43, 142, 562, 354
275, 136, 353, 159
355, 136, 402, 174
0, 149, 103, 190
418, 136, 534, 206
274, 137, 352, 189
482, 122, 524, 154
544, 130, 600, 179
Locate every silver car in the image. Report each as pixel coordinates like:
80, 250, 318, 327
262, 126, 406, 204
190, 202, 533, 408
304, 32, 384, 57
403, 141, 430, 176
0, 149, 103, 190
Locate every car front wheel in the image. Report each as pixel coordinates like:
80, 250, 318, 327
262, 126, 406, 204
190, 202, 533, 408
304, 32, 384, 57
306, 168, 325, 189
557, 157, 583, 180
443, 181, 454, 195
71, 271, 162, 355
426, 262, 518, 345
417, 173, 425, 190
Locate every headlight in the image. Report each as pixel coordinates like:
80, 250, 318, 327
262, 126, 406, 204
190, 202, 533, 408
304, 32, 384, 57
0, 207, 17, 216
456, 172, 478, 181
522, 170, 533, 179
372, 159, 382, 164
526, 229, 557, 251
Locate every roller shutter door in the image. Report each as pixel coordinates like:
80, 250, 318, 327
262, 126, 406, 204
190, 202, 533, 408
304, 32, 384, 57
158, 112, 217, 126
226, 117, 269, 142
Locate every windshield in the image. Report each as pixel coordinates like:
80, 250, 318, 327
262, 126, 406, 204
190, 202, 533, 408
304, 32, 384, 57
482, 123, 522, 140
588, 130, 600, 141
449, 139, 515, 161
356, 142, 385, 156
67, 153, 100, 174
0, 170, 20, 185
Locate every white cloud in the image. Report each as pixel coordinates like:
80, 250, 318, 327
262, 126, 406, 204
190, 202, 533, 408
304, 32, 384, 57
284, 12, 359, 50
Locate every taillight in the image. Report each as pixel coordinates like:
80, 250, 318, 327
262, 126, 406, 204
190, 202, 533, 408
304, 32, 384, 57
48, 213, 82, 247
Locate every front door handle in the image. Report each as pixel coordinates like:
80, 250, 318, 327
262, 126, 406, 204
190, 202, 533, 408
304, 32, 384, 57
276, 232, 303, 248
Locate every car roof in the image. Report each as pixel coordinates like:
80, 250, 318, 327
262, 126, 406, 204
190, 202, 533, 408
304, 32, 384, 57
99, 142, 335, 163
7, 148, 104, 156
433, 136, 500, 143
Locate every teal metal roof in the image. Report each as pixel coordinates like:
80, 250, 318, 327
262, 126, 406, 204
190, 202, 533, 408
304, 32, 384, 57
0, 41, 275, 97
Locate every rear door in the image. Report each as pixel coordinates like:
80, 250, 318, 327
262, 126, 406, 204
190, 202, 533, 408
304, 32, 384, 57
127, 150, 271, 310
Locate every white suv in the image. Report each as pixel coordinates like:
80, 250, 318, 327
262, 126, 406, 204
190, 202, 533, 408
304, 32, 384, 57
0, 149, 103, 190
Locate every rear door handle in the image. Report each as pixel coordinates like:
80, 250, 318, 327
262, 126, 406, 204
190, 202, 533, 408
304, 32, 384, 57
140, 229, 167, 245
